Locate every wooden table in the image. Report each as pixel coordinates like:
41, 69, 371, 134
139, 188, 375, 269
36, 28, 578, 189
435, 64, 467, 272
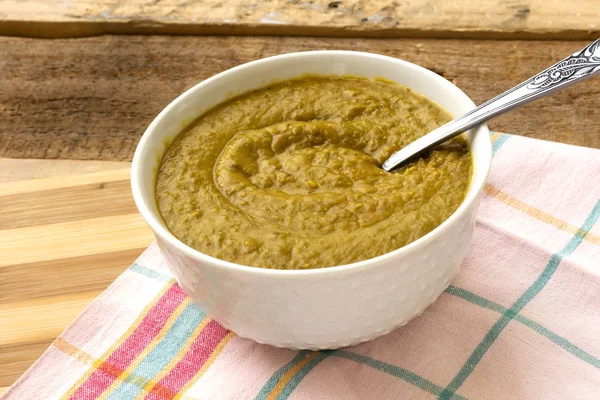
1, 0, 599, 393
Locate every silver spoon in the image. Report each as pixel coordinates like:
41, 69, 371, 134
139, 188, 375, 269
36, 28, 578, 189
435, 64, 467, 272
382, 39, 600, 172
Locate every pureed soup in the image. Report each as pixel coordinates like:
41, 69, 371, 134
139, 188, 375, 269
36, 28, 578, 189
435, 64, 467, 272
156, 76, 472, 269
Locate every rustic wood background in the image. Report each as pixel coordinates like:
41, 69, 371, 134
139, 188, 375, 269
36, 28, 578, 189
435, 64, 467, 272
0, 0, 599, 393
1, 0, 599, 39
2, 36, 599, 162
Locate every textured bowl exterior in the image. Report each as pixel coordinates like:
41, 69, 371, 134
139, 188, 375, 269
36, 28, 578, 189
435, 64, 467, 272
155, 199, 479, 349
132, 51, 491, 350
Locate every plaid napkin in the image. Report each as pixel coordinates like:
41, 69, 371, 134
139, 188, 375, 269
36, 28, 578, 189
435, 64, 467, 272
4, 132, 600, 400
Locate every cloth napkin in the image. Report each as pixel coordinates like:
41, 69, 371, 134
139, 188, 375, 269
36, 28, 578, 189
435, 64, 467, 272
4, 132, 600, 400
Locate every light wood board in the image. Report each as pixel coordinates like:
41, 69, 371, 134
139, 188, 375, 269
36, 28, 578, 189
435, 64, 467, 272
0, 158, 130, 183
0, 0, 598, 39
0, 161, 153, 387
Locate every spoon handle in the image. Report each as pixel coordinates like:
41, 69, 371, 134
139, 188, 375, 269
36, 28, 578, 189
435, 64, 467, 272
382, 39, 600, 172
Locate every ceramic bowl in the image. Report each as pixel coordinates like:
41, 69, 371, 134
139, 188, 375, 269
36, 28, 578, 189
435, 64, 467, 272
131, 51, 491, 350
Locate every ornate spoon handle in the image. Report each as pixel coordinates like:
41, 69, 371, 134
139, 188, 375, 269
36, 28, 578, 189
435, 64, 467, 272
382, 39, 600, 172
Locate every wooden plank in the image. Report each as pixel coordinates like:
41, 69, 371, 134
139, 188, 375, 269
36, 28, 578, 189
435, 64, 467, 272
0, 168, 131, 196
0, 213, 153, 267
0, 248, 146, 303
1, 36, 599, 162
0, 158, 130, 183
0, 0, 598, 39
0, 179, 135, 229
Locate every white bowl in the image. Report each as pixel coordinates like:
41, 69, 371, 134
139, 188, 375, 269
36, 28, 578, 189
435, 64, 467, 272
131, 51, 491, 350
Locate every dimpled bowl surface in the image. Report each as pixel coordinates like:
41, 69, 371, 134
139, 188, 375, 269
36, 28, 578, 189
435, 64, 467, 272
132, 51, 491, 350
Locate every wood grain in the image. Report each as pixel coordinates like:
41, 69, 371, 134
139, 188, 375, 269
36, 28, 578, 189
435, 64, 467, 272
0, 248, 148, 303
0, 213, 152, 268
0, 291, 102, 348
0, 168, 131, 196
0, 342, 53, 389
1, 36, 599, 163
0, 165, 152, 387
0, 158, 130, 182
0, 291, 101, 386
0, 180, 135, 229
0, 0, 598, 39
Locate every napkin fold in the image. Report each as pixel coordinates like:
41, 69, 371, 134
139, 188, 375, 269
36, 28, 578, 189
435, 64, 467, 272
4, 132, 600, 400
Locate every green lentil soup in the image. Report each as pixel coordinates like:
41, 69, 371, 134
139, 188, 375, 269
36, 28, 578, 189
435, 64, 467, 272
156, 76, 471, 269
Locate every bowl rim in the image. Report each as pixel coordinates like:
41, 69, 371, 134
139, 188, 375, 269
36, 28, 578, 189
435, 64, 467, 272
131, 50, 491, 278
